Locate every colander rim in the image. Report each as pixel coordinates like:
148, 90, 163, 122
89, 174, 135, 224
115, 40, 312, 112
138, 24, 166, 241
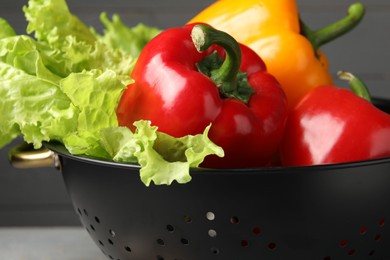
45, 141, 390, 175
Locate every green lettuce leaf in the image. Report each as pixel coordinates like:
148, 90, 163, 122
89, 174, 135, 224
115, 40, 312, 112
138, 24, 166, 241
97, 13, 161, 58
23, 0, 135, 78
100, 121, 224, 186
0, 37, 127, 152
60, 70, 128, 156
0, 18, 16, 39
24, 0, 95, 46
0, 35, 77, 148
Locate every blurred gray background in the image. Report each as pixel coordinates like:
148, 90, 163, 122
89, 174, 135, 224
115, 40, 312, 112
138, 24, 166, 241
0, 0, 389, 226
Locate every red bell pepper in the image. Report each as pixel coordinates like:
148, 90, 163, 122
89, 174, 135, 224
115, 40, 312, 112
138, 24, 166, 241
280, 71, 390, 166
117, 23, 288, 168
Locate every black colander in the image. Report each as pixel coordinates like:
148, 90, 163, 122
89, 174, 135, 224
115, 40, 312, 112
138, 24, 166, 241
44, 142, 390, 260
10, 98, 390, 260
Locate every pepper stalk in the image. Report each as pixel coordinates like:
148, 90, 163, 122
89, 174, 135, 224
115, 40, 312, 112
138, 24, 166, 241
300, 2, 365, 55
191, 24, 255, 104
338, 70, 372, 102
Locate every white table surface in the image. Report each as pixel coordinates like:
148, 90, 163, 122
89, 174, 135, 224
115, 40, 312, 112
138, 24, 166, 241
0, 227, 106, 260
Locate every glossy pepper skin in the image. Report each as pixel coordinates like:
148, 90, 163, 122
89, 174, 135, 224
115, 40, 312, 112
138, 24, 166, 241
189, 0, 365, 110
116, 23, 288, 168
280, 72, 390, 166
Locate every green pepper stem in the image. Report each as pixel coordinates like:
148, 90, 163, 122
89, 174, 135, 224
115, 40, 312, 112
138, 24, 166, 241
191, 24, 253, 103
301, 2, 365, 53
337, 71, 371, 102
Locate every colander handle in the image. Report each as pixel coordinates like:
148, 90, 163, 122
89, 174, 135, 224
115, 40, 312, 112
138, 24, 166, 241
8, 142, 61, 170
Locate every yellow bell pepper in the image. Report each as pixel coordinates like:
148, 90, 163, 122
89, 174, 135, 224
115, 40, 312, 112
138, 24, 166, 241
188, 0, 365, 110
